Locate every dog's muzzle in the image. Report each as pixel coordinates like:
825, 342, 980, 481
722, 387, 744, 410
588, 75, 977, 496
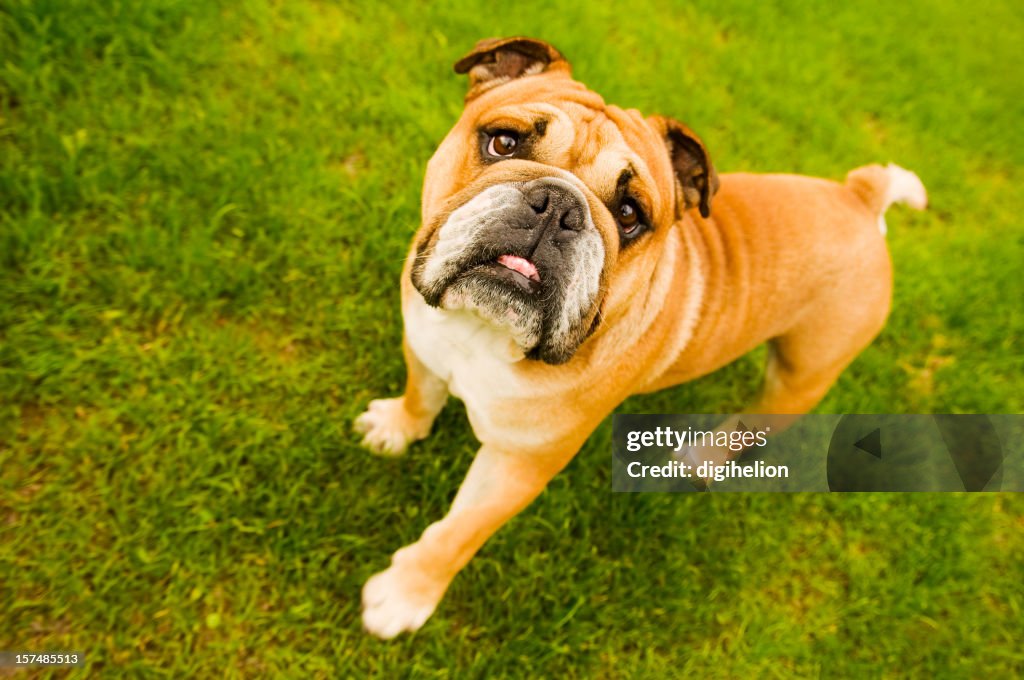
412, 177, 604, 364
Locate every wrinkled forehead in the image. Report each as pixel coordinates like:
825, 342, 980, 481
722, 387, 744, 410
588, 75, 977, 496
462, 78, 673, 207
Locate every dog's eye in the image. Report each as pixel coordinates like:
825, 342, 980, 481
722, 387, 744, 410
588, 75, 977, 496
487, 131, 520, 157
617, 198, 644, 237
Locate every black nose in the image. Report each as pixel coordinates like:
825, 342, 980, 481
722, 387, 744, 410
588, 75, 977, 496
524, 180, 586, 232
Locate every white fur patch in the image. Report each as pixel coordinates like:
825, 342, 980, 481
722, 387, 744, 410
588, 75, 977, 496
405, 293, 536, 442
353, 397, 436, 456
420, 184, 522, 286
883, 164, 928, 212
362, 564, 442, 639
876, 164, 927, 236
405, 294, 524, 387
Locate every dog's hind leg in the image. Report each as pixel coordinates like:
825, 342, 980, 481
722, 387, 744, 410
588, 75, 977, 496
684, 268, 894, 477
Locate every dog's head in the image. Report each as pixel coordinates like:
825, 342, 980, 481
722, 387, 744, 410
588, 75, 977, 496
410, 37, 719, 364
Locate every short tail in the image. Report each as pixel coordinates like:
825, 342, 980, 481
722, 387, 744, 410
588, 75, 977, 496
845, 163, 927, 235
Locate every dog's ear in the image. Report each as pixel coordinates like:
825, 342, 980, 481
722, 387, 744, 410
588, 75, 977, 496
650, 116, 719, 219
454, 37, 569, 99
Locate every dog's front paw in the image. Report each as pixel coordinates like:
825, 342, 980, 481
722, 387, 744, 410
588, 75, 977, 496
353, 398, 431, 456
361, 564, 445, 639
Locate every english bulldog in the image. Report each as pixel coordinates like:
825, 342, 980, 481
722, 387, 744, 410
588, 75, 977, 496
354, 36, 927, 639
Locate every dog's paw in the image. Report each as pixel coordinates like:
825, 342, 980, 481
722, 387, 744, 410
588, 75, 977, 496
353, 398, 430, 456
361, 565, 444, 639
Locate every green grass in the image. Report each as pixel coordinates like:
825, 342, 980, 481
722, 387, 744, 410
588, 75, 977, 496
2, 0, 1023, 676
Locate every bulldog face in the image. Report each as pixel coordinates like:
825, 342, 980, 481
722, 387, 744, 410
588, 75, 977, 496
410, 37, 719, 364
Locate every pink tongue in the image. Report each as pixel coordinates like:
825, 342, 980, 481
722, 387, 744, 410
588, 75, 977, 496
496, 254, 540, 282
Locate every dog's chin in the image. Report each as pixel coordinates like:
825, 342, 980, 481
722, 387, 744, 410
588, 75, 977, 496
438, 267, 545, 354
435, 272, 587, 366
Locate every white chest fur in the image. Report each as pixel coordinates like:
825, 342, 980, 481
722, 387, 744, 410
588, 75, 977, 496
404, 293, 526, 406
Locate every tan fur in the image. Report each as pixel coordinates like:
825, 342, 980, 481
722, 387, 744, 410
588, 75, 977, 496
357, 40, 925, 638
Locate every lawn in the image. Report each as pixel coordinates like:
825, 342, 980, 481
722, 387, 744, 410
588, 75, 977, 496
1, 0, 1022, 677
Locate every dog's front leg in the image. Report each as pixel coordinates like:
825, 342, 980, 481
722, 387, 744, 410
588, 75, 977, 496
361, 441, 575, 639
354, 338, 448, 456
